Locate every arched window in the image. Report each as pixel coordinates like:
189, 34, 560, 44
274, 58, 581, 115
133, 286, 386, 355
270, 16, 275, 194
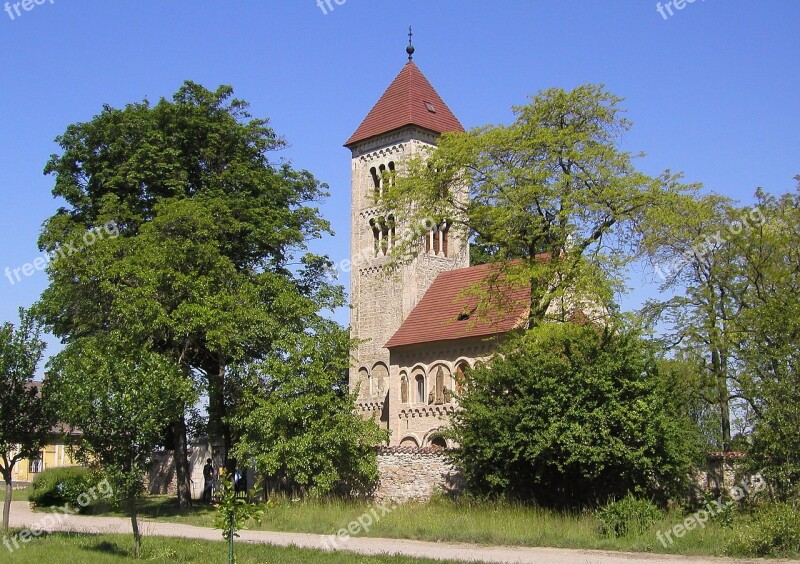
400, 373, 409, 403
358, 367, 369, 399
455, 362, 468, 395
387, 161, 396, 187
415, 374, 425, 403
370, 217, 394, 257
378, 164, 386, 197
370, 167, 380, 197
430, 436, 447, 448
424, 221, 450, 257
399, 436, 419, 447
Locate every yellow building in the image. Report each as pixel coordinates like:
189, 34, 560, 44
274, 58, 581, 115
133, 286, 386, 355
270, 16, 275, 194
11, 432, 81, 484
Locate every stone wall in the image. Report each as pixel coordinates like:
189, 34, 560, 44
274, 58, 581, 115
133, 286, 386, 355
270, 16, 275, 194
372, 446, 463, 502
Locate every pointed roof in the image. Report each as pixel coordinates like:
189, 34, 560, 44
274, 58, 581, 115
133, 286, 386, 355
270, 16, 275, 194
344, 62, 465, 147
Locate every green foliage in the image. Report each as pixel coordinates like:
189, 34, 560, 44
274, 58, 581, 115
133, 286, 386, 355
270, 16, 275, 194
29, 467, 99, 513
36, 81, 346, 501
733, 184, 800, 501
449, 321, 701, 507
231, 322, 387, 497
0, 307, 56, 531
213, 468, 264, 563
46, 337, 196, 503
382, 84, 689, 327
726, 503, 800, 557
597, 494, 662, 538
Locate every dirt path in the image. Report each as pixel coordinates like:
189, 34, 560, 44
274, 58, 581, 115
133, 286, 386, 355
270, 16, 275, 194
6, 501, 798, 564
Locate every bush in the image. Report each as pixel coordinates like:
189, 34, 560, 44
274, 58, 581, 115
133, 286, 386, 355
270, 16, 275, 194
726, 503, 800, 558
597, 494, 662, 537
30, 467, 99, 512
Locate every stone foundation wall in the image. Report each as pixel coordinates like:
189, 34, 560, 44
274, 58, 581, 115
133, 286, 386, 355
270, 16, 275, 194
372, 447, 463, 502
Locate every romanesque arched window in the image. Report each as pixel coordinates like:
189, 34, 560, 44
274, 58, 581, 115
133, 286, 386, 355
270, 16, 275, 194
455, 362, 468, 395
370, 166, 380, 197
425, 220, 450, 257
415, 374, 425, 403
372, 362, 389, 398
358, 367, 369, 399
370, 217, 394, 257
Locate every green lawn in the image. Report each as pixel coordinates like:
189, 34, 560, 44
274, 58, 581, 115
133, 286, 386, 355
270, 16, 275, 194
1, 532, 459, 563
10, 487, 30, 502
73, 495, 747, 558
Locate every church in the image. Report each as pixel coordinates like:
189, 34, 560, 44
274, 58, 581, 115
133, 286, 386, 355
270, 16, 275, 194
344, 43, 533, 448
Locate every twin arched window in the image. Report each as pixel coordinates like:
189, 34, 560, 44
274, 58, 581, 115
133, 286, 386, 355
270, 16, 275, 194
370, 215, 396, 257
425, 221, 450, 257
370, 161, 395, 199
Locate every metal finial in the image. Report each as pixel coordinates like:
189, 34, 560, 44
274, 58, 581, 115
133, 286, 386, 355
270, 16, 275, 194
406, 25, 415, 61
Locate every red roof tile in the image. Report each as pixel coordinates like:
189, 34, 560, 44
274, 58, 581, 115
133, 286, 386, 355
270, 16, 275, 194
344, 62, 465, 147
385, 262, 531, 349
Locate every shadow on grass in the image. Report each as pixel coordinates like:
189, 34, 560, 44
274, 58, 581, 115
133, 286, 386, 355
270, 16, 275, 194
84, 496, 217, 519
86, 539, 129, 557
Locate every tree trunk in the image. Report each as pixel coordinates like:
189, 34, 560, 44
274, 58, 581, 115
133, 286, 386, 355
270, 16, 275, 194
2, 475, 12, 534
129, 498, 141, 559
173, 414, 192, 509
204, 357, 228, 462
711, 347, 732, 451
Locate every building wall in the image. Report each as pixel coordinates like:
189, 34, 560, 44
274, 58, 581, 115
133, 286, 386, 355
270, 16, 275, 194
387, 336, 500, 447
10, 440, 79, 484
348, 126, 468, 429
373, 447, 463, 502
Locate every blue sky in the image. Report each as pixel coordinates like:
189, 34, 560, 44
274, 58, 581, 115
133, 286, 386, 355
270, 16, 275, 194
0, 0, 798, 362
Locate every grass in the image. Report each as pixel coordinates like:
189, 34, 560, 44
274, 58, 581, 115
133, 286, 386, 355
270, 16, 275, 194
70, 495, 751, 558
11, 488, 30, 502
1, 532, 460, 563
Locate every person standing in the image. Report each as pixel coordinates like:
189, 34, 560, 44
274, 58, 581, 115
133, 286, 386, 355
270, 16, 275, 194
202, 458, 214, 503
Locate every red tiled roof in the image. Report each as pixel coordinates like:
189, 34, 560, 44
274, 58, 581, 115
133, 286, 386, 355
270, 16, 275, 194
385, 262, 531, 349
344, 62, 465, 147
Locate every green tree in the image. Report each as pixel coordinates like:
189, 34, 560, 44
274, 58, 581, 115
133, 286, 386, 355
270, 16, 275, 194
37, 82, 342, 507
231, 322, 387, 497
46, 336, 195, 558
730, 182, 800, 500
640, 193, 748, 451
0, 308, 55, 533
449, 321, 701, 507
382, 84, 688, 327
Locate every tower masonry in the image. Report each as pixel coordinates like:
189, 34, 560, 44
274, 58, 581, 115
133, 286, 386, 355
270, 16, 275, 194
344, 58, 469, 430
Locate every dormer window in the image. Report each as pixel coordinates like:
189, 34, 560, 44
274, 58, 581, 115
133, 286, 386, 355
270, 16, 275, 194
425, 102, 436, 113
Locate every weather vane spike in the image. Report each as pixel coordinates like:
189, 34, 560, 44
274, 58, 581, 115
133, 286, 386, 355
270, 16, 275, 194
406, 25, 415, 61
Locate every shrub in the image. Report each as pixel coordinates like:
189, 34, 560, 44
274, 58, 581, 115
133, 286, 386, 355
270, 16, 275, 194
30, 467, 99, 512
726, 503, 800, 558
597, 494, 662, 537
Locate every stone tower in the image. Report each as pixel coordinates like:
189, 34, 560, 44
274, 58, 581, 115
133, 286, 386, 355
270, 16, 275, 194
344, 56, 469, 429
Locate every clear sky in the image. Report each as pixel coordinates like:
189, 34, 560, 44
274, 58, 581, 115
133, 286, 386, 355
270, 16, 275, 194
1, 0, 798, 362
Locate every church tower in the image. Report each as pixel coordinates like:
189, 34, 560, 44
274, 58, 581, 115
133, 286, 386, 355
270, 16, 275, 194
344, 42, 469, 429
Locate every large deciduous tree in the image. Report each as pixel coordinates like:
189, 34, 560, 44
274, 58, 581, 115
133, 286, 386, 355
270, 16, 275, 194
382, 84, 688, 327
0, 309, 55, 533
37, 82, 342, 507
